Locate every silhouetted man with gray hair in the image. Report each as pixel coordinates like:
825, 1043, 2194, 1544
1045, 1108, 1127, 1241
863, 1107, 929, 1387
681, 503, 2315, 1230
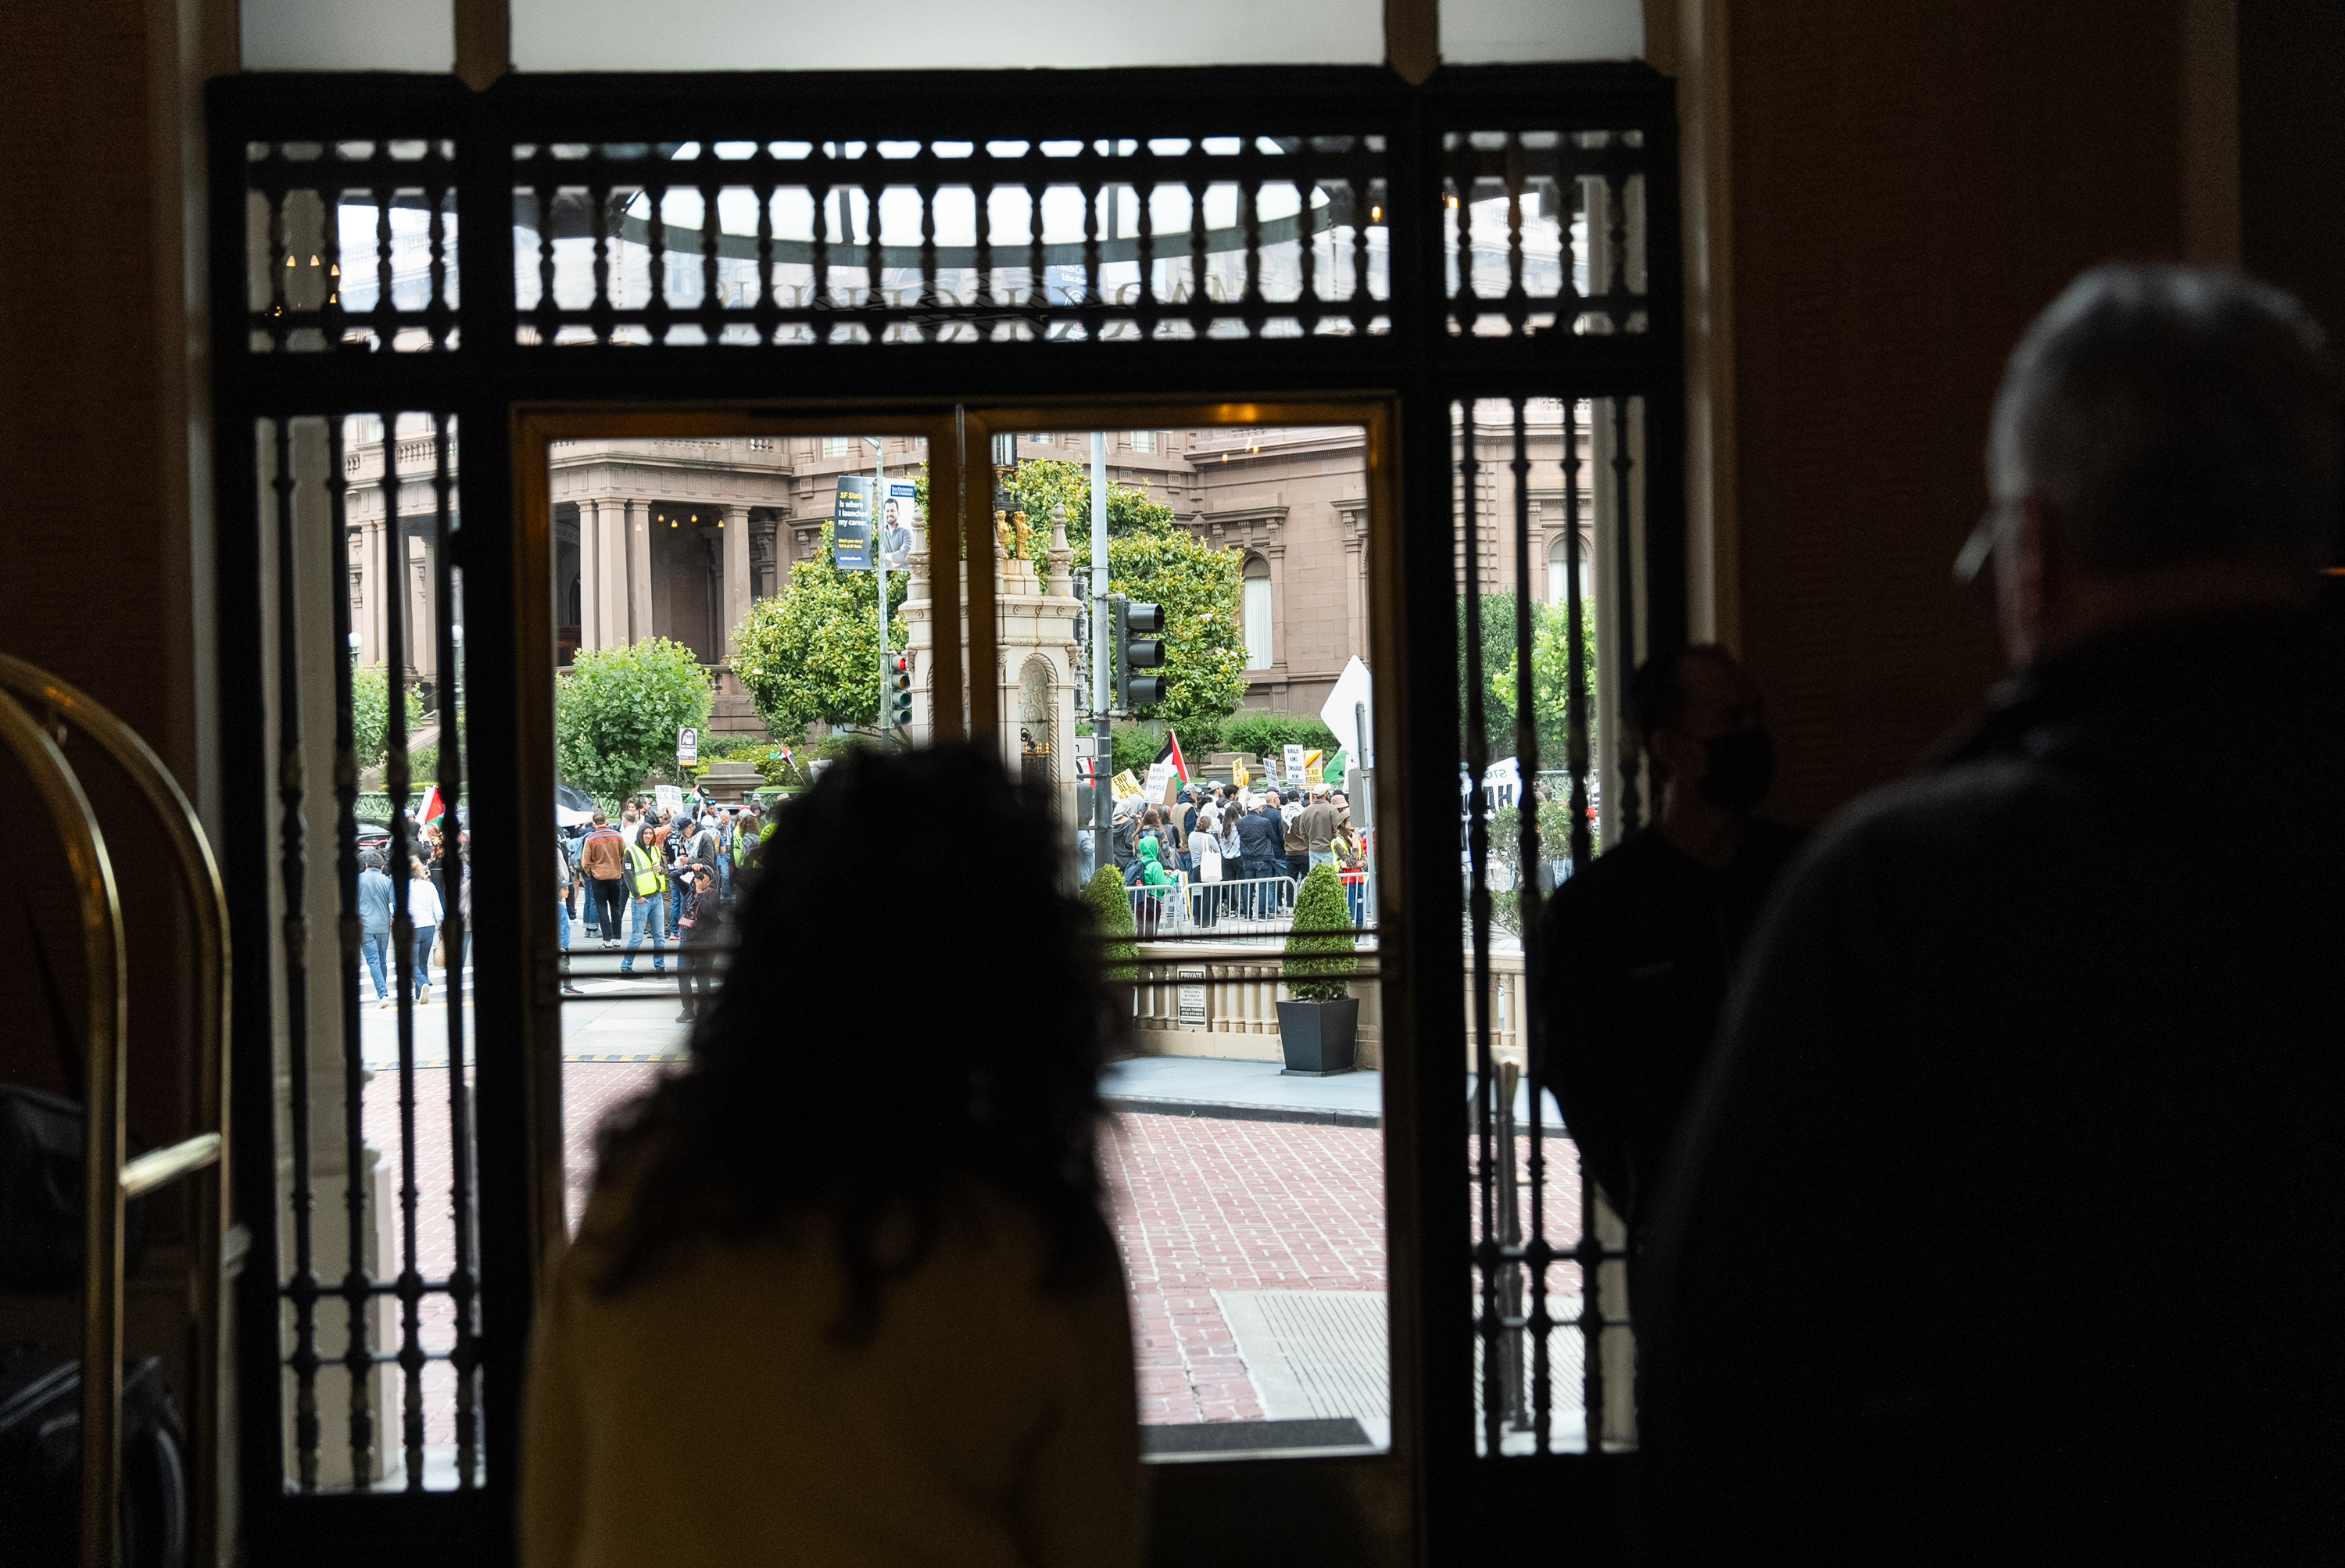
1639, 266, 2343, 1564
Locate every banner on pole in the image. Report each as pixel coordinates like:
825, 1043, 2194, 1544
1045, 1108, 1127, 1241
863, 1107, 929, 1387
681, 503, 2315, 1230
832, 476, 874, 569
879, 479, 918, 570
677, 726, 699, 765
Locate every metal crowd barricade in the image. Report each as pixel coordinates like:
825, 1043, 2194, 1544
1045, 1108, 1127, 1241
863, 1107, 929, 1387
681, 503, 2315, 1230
1125, 874, 1298, 938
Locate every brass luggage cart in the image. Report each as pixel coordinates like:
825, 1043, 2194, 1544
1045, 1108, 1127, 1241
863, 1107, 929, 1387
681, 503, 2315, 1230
0, 655, 229, 1568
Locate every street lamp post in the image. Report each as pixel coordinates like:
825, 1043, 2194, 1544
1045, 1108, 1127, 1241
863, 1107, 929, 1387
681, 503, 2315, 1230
1090, 431, 1112, 856
866, 435, 887, 740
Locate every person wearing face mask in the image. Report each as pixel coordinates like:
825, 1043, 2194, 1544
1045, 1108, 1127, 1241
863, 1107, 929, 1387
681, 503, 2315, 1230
1536, 643, 1802, 1237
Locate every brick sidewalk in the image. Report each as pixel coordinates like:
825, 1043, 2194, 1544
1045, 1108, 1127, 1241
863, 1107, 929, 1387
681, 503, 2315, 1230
365, 1064, 1398, 1437
1104, 1112, 1385, 1424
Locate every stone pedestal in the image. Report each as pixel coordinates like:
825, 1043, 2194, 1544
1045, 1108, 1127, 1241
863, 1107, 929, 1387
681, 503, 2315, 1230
900, 510, 1083, 829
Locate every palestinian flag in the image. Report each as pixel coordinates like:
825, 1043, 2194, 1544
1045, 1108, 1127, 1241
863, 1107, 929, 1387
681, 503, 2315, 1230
417, 785, 446, 826
1154, 731, 1190, 782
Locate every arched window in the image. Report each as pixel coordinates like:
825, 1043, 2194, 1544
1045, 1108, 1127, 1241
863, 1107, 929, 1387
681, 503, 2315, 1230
1547, 532, 1592, 607
1243, 555, 1273, 670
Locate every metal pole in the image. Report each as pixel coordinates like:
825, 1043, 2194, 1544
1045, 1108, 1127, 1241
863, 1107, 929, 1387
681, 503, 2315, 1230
869, 437, 886, 740
1091, 431, 1111, 845
1356, 697, 1377, 926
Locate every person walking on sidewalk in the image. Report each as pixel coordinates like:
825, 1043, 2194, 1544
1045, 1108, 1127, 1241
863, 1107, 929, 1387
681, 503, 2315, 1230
580, 811, 627, 946
621, 823, 670, 976
357, 850, 396, 1006
406, 855, 444, 1005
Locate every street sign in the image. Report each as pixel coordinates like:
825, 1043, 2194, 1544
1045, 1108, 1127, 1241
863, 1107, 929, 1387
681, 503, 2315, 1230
833, 475, 874, 569
678, 726, 699, 766
1177, 967, 1208, 1027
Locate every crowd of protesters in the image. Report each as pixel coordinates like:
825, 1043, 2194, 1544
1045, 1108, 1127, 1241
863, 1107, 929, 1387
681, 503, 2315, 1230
1108, 775, 1366, 931
557, 796, 772, 1021
356, 811, 469, 1008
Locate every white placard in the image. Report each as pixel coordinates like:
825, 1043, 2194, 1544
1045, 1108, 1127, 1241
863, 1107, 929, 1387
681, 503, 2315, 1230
1283, 743, 1306, 784
1144, 761, 1176, 801
654, 784, 686, 815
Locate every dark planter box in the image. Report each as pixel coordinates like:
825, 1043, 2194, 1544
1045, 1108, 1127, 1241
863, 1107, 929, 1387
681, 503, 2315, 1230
1276, 997, 1359, 1076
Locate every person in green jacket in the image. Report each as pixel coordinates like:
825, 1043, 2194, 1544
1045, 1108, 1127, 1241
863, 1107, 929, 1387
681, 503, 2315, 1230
1133, 832, 1173, 936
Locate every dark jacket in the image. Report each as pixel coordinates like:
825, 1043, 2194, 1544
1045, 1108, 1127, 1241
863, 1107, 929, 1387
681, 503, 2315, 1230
1538, 818, 1804, 1226
1638, 604, 2345, 1566
1234, 806, 1282, 860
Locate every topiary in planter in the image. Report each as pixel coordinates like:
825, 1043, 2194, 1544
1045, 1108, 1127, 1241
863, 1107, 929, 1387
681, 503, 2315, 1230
1082, 863, 1138, 983
1284, 862, 1357, 1001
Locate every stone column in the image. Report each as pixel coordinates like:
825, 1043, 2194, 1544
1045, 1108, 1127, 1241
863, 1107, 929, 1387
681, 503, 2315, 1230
575, 499, 600, 651
1340, 504, 1367, 664
595, 497, 628, 650
627, 499, 654, 643
722, 503, 751, 657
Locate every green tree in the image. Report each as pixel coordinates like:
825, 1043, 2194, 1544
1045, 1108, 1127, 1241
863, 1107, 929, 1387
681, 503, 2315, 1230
1489, 599, 1601, 765
729, 524, 909, 739
1283, 863, 1358, 1001
914, 459, 1244, 731
555, 637, 714, 799
350, 661, 424, 771
1104, 528, 1247, 729
1458, 592, 1523, 753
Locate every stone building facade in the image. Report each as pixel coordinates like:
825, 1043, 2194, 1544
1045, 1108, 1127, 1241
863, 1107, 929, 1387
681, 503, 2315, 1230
341, 410, 1624, 734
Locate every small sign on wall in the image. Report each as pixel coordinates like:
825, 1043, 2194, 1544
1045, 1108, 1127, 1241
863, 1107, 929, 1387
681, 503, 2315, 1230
1177, 967, 1208, 1029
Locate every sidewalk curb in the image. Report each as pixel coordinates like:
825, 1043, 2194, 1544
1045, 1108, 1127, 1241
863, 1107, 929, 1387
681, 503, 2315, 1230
1106, 1095, 1380, 1130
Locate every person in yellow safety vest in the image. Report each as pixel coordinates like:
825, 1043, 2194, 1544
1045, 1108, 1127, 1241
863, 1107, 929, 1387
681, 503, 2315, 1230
619, 825, 670, 976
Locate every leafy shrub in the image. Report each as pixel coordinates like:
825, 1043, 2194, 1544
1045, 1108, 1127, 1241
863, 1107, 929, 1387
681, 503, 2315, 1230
350, 662, 424, 771
1283, 863, 1357, 1002
1082, 864, 1138, 983
556, 637, 714, 799
1219, 713, 1341, 780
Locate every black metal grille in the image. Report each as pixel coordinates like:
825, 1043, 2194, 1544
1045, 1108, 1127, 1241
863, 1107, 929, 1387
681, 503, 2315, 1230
1443, 130, 1649, 339
245, 141, 461, 353
511, 135, 1390, 346
259, 413, 481, 1495
211, 60, 1684, 1558
1457, 395, 1644, 1457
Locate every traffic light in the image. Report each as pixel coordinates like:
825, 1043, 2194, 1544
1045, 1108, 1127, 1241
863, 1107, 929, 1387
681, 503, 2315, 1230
1114, 597, 1166, 710
889, 654, 912, 728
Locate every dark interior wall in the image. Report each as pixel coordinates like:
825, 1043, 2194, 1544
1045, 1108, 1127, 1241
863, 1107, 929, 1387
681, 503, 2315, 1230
2238, 0, 2345, 567
2239, 0, 2345, 348
1727, 2, 2190, 822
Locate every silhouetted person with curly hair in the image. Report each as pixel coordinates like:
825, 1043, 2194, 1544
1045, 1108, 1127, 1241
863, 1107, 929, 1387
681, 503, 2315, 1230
523, 745, 1138, 1568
